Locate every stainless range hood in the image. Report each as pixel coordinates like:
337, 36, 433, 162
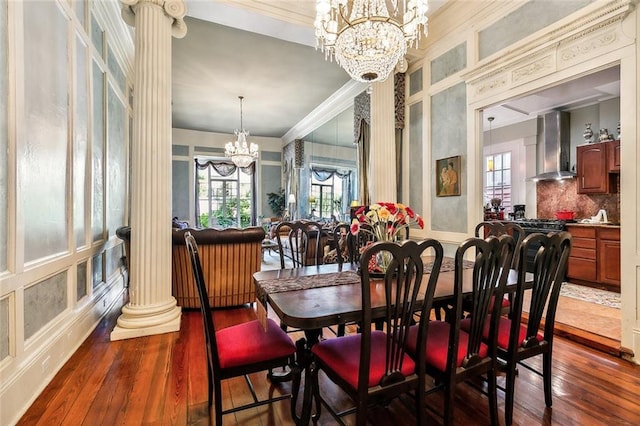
531, 111, 576, 180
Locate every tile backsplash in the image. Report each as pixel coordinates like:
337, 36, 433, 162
536, 176, 620, 223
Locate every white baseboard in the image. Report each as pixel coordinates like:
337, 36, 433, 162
0, 275, 126, 426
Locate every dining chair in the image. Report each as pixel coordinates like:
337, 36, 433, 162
184, 232, 296, 426
494, 231, 572, 425
307, 239, 444, 426
406, 234, 516, 426
274, 220, 324, 268
475, 221, 525, 269
475, 221, 526, 313
434, 221, 525, 321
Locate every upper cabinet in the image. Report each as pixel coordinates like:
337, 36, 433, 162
607, 139, 621, 173
576, 141, 619, 194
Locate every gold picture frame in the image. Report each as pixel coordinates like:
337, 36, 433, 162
436, 155, 461, 197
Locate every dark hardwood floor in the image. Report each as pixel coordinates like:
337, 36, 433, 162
18, 298, 640, 425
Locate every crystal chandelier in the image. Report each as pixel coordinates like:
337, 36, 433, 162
314, 0, 429, 83
224, 96, 259, 168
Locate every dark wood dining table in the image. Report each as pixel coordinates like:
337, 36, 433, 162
253, 257, 523, 338
253, 257, 527, 425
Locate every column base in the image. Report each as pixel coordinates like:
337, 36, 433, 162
110, 297, 182, 341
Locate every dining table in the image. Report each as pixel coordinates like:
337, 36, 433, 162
253, 257, 528, 424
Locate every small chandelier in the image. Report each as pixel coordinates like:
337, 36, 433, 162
224, 96, 259, 168
314, 0, 429, 83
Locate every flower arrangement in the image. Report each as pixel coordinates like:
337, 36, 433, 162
350, 202, 424, 242
350, 203, 424, 273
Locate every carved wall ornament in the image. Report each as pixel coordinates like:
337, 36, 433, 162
475, 75, 508, 96
512, 55, 553, 83
354, 90, 371, 142
394, 73, 406, 129
560, 30, 618, 62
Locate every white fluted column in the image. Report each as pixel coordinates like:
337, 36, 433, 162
369, 78, 397, 202
111, 0, 186, 340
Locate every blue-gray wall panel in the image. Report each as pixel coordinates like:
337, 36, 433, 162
172, 144, 189, 156
0, 297, 8, 360
431, 43, 467, 84
172, 159, 190, 220
409, 102, 423, 214
77, 261, 87, 300
24, 271, 67, 339
430, 83, 467, 233
479, 0, 592, 60
261, 150, 281, 162
409, 68, 423, 96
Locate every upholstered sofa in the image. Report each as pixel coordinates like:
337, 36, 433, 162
172, 226, 265, 308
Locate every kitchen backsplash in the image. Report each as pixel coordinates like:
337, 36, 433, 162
536, 176, 620, 223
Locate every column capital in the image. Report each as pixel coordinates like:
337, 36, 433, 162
121, 0, 187, 38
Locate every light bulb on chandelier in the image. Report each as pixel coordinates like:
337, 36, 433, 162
314, 0, 429, 83
225, 96, 259, 168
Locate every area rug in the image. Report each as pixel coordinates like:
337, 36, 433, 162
559, 283, 620, 309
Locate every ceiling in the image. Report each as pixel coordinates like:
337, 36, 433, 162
173, 1, 620, 144
173, 0, 446, 145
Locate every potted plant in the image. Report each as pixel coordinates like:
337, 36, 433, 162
266, 188, 286, 218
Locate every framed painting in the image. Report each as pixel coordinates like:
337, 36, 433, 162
436, 155, 461, 197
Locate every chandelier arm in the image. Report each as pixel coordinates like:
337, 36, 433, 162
338, 2, 350, 26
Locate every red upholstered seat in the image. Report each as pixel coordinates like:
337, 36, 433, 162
217, 318, 297, 370
404, 235, 516, 426
184, 232, 296, 426
406, 321, 489, 373
460, 316, 543, 350
496, 232, 572, 425
307, 239, 444, 425
312, 330, 416, 389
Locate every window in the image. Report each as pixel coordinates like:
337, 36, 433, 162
310, 167, 352, 221
195, 159, 255, 228
485, 151, 511, 210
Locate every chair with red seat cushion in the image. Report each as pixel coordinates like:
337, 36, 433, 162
184, 232, 296, 426
497, 231, 572, 425
308, 239, 444, 426
474, 221, 525, 315
406, 234, 515, 426
433, 222, 523, 322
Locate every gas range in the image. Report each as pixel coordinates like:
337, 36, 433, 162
513, 218, 568, 232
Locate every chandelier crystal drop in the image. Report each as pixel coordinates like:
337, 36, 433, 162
224, 96, 259, 168
315, 0, 429, 83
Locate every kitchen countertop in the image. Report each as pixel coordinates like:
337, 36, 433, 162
565, 222, 620, 228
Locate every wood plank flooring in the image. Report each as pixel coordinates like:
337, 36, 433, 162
18, 299, 640, 425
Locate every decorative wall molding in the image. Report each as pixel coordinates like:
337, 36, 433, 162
511, 54, 554, 83
464, 0, 635, 102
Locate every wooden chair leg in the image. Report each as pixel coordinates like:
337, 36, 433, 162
543, 351, 553, 407
214, 378, 223, 425
487, 370, 499, 426
505, 363, 518, 425
444, 383, 455, 426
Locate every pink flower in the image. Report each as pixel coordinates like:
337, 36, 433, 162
350, 219, 361, 235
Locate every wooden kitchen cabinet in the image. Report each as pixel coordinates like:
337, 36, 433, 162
566, 224, 620, 291
607, 139, 621, 172
576, 143, 615, 194
598, 227, 621, 286
566, 225, 597, 282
